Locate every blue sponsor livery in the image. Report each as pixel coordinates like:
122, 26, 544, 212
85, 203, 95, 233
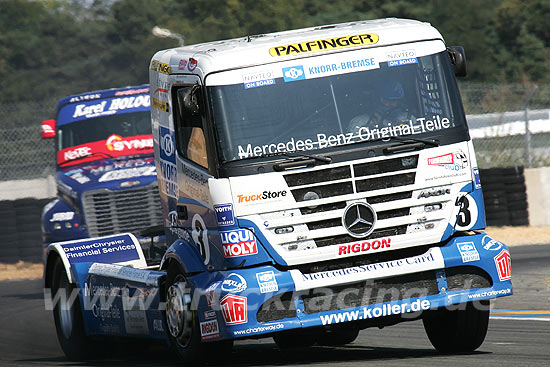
60, 234, 139, 264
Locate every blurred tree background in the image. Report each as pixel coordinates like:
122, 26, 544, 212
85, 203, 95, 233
0, 0, 549, 106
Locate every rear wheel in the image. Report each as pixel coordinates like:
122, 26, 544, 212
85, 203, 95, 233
165, 263, 232, 363
422, 301, 490, 353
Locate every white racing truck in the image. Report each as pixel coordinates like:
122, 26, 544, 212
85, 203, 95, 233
45, 18, 512, 363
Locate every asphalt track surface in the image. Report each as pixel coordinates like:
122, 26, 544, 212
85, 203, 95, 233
1, 244, 549, 367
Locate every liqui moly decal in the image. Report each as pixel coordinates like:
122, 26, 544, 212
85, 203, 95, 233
220, 229, 258, 258
220, 294, 247, 325
494, 249, 511, 281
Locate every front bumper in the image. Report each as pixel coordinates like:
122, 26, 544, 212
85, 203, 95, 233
194, 232, 512, 341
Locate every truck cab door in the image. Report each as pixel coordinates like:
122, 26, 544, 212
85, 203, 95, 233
171, 83, 219, 266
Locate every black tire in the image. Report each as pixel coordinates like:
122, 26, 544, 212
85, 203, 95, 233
51, 258, 96, 360
478, 175, 502, 185
481, 189, 506, 199
509, 210, 528, 220
500, 166, 524, 176
483, 197, 507, 207
273, 329, 317, 349
165, 263, 232, 363
507, 201, 528, 211
507, 192, 527, 202
422, 301, 490, 353
505, 183, 526, 193
502, 174, 524, 184
316, 326, 360, 346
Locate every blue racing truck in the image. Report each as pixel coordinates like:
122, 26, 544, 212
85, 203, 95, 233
44, 19, 512, 363
41, 85, 164, 261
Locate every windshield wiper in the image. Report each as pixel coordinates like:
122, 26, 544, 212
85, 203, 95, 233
269, 151, 332, 163
382, 136, 439, 154
271, 152, 332, 171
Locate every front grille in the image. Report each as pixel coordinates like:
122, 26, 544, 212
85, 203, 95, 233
82, 184, 163, 237
259, 153, 457, 264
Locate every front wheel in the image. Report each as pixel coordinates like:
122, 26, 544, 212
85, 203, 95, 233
51, 258, 95, 360
165, 263, 232, 363
422, 300, 490, 353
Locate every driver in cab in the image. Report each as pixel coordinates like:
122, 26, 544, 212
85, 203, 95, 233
347, 81, 413, 135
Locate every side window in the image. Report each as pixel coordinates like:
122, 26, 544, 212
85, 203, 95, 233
173, 85, 209, 168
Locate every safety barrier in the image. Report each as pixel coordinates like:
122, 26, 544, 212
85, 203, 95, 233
479, 166, 529, 226
0, 198, 51, 264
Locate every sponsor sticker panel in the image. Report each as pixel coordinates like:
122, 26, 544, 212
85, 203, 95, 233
220, 294, 247, 325
159, 126, 178, 199
60, 235, 140, 264
494, 249, 511, 281
291, 248, 444, 291
220, 229, 258, 258
221, 273, 248, 293
214, 203, 235, 227
457, 242, 480, 263
200, 319, 220, 340
256, 271, 279, 293
482, 235, 504, 251
269, 33, 379, 57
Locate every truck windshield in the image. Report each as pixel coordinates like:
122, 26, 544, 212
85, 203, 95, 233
56, 111, 153, 166
207, 46, 468, 163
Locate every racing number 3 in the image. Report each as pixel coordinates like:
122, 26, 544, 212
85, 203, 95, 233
191, 214, 210, 264
455, 194, 479, 230
457, 196, 471, 227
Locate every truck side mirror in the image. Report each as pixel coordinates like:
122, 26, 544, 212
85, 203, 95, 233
447, 46, 467, 77
177, 85, 201, 116
41, 119, 56, 138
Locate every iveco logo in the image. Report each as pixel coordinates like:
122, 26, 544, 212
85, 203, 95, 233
342, 202, 377, 238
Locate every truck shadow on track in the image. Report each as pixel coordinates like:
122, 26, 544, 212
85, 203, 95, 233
17, 344, 490, 367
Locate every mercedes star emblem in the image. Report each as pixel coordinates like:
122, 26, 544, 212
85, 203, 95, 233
342, 202, 377, 238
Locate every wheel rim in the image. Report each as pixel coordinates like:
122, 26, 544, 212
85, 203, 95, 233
57, 271, 73, 339
166, 279, 193, 347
